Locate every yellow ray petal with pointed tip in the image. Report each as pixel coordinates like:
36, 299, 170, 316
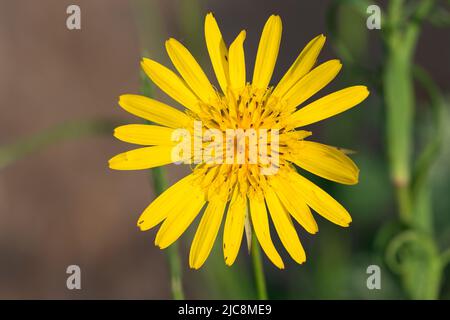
249, 195, 284, 269
108, 146, 175, 170
290, 86, 370, 127
290, 141, 359, 185
205, 13, 230, 95
283, 59, 342, 110
141, 58, 200, 113
287, 172, 352, 227
265, 190, 306, 264
272, 34, 326, 99
118, 94, 191, 128
114, 124, 176, 146
190, 199, 226, 269
166, 38, 217, 103
223, 187, 246, 266
155, 186, 206, 249
228, 30, 247, 91
252, 15, 282, 90
137, 174, 195, 231
270, 176, 318, 234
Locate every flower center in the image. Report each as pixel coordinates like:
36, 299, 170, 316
184, 85, 297, 201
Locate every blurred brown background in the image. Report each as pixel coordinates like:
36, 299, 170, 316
0, 0, 448, 299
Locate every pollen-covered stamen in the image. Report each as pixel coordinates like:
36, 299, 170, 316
194, 85, 284, 130
186, 85, 308, 201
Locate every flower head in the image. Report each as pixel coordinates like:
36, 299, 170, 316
109, 13, 369, 269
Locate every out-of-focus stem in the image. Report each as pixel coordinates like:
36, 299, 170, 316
396, 185, 412, 225
251, 235, 268, 300
383, 0, 441, 299
150, 166, 185, 300
384, 0, 435, 223
166, 243, 185, 300
0, 119, 117, 170
384, 46, 414, 225
140, 70, 185, 300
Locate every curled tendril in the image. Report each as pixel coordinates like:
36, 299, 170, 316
385, 230, 437, 274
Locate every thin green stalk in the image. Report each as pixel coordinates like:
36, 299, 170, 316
140, 72, 185, 300
383, 0, 442, 299
251, 236, 268, 300
396, 184, 412, 225
166, 243, 185, 300
150, 167, 185, 300
383, 0, 436, 193
0, 119, 117, 170
383, 0, 436, 222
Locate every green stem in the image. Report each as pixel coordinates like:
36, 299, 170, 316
396, 184, 412, 225
383, 0, 436, 192
0, 119, 117, 170
140, 70, 185, 300
166, 244, 185, 300
383, 0, 441, 299
150, 167, 185, 300
251, 236, 268, 300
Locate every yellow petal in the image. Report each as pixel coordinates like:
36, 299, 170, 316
155, 185, 206, 249
166, 38, 217, 103
108, 146, 175, 170
269, 176, 318, 234
205, 13, 230, 95
290, 141, 359, 185
252, 15, 282, 90
228, 30, 246, 91
118, 94, 191, 128
137, 174, 195, 231
287, 171, 352, 227
289, 86, 370, 127
272, 34, 326, 99
283, 59, 342, 110
265, 190, 306, 264
249, 194, 284, 269
190, 199, 226, 269
279, 130, 312, 144
223, 188, 246, 266
114, 124, 175, 146
141, 58, 200, 113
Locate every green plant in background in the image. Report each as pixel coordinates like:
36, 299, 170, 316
328, 0, 449, 299
382, 0, 449, 300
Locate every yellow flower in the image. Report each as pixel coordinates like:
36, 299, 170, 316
109, 13, 369, 269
